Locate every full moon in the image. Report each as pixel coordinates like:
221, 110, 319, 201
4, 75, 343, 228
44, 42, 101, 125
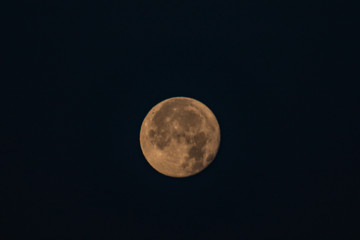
140, 97, 220, 177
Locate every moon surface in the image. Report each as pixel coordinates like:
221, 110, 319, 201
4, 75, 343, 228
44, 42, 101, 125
140, 97, 220, 177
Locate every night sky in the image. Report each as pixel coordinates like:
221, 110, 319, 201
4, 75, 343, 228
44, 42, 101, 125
2, 1, 358, 239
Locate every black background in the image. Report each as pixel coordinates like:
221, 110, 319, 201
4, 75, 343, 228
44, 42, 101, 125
2, 1, 359, 239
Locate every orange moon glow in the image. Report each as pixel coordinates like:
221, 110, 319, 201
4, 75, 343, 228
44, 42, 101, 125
140, 97, 220, 177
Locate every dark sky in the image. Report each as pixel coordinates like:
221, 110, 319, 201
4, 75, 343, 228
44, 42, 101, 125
2, 1, 358, 239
